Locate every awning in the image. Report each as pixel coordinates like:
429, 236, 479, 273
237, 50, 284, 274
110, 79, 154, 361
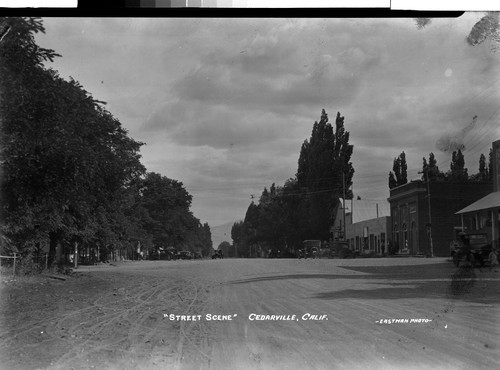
455, 191, 500, 214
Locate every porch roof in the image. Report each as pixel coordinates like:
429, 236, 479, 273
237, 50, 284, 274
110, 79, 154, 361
455, 191, 500, 214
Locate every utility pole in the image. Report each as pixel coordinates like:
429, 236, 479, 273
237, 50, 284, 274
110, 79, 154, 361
342, 172, 346, 241
419, 168, 434, 257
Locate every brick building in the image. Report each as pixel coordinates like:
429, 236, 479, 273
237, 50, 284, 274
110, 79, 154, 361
388, 180, 492, 257
456, 140, 500, 249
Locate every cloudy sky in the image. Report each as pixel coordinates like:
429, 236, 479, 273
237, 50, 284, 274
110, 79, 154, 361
35, 14, 500, 227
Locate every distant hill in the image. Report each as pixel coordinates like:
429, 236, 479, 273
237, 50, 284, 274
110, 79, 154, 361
210, 221, 237, 250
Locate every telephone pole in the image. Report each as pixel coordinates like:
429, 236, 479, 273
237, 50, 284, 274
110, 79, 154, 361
342, 172, 346, 240
419, 168, 434, 257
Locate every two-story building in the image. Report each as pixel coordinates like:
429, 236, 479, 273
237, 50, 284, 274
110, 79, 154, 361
388, 180, 492, 257
456, 139, 500, 250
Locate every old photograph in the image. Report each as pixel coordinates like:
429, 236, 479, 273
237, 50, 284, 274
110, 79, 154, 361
1, 11, 499, 369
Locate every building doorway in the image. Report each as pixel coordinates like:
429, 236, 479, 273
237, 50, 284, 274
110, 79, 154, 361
402, 223, 408, 253
411, 221, 417, 254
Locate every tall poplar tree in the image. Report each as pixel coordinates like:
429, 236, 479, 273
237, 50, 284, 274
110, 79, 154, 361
449, 149, 468, 181
388, 152, 408, 188
296, 109, 354, 240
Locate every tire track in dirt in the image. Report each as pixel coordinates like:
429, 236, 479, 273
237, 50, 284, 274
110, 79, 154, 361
47, 276, 189, 369
3, 259, 498, 369
171, 277, 217, 369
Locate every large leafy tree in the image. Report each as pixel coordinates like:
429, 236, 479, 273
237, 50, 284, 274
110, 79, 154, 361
217, 241, 232, 258
1, 18, 148, 265
231, 221, 247, 258
137, 172, 194, 249
2, 18, 216, 267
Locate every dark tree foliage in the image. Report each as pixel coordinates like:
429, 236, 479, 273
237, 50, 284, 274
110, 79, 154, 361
449, 149, 468, 182
388, 152, 408, 189
138, 173, 191, 248
231, 221, 247, 257
217, 241, 232, 258
0, 18, 209, 266
478, 153, 488, 181
392, 158, 401, 186
231, 109, 354, 255
1, 17, 146, 263
388, 172, 397, 189
467, 153, 492, 183
421, 152, 444, 182
419, 151, 491, 184
399, 152, 408, 184
296, 110, 354, 240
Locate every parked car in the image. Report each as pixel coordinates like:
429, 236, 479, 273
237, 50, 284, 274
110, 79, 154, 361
268, 249, 281, 258
212, 250, 223, 259
450, 232, 492, 267
173, 251, 192, 260
299, 240, 321, 259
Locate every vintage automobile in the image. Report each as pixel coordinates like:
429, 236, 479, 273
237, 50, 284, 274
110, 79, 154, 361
450, 232, 492, 267
298, 240, 321, 259
173, 251, 193, 260
212, 250, 224, 259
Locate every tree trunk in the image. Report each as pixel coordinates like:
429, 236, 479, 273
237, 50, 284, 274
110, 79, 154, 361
48, 231, 62, 268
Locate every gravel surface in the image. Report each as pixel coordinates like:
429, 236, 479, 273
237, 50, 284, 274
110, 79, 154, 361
0, 258, 499, 369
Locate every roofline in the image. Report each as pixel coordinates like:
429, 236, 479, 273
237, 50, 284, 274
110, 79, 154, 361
388, 188, 427, 202
455, 191, 500, 214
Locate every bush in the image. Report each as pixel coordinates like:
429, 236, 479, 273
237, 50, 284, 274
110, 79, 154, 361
16, 255, 43, 276
55, 263, 74, 275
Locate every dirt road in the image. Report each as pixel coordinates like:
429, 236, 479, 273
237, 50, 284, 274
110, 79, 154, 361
1, 258, 499, 369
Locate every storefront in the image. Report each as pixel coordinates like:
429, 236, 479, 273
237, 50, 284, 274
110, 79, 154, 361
456, 191, 500, 249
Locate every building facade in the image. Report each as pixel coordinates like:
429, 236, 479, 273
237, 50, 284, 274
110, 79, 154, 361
455, 140, 500, 249
333, 199, 391, 255
388, 180, 492, 257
